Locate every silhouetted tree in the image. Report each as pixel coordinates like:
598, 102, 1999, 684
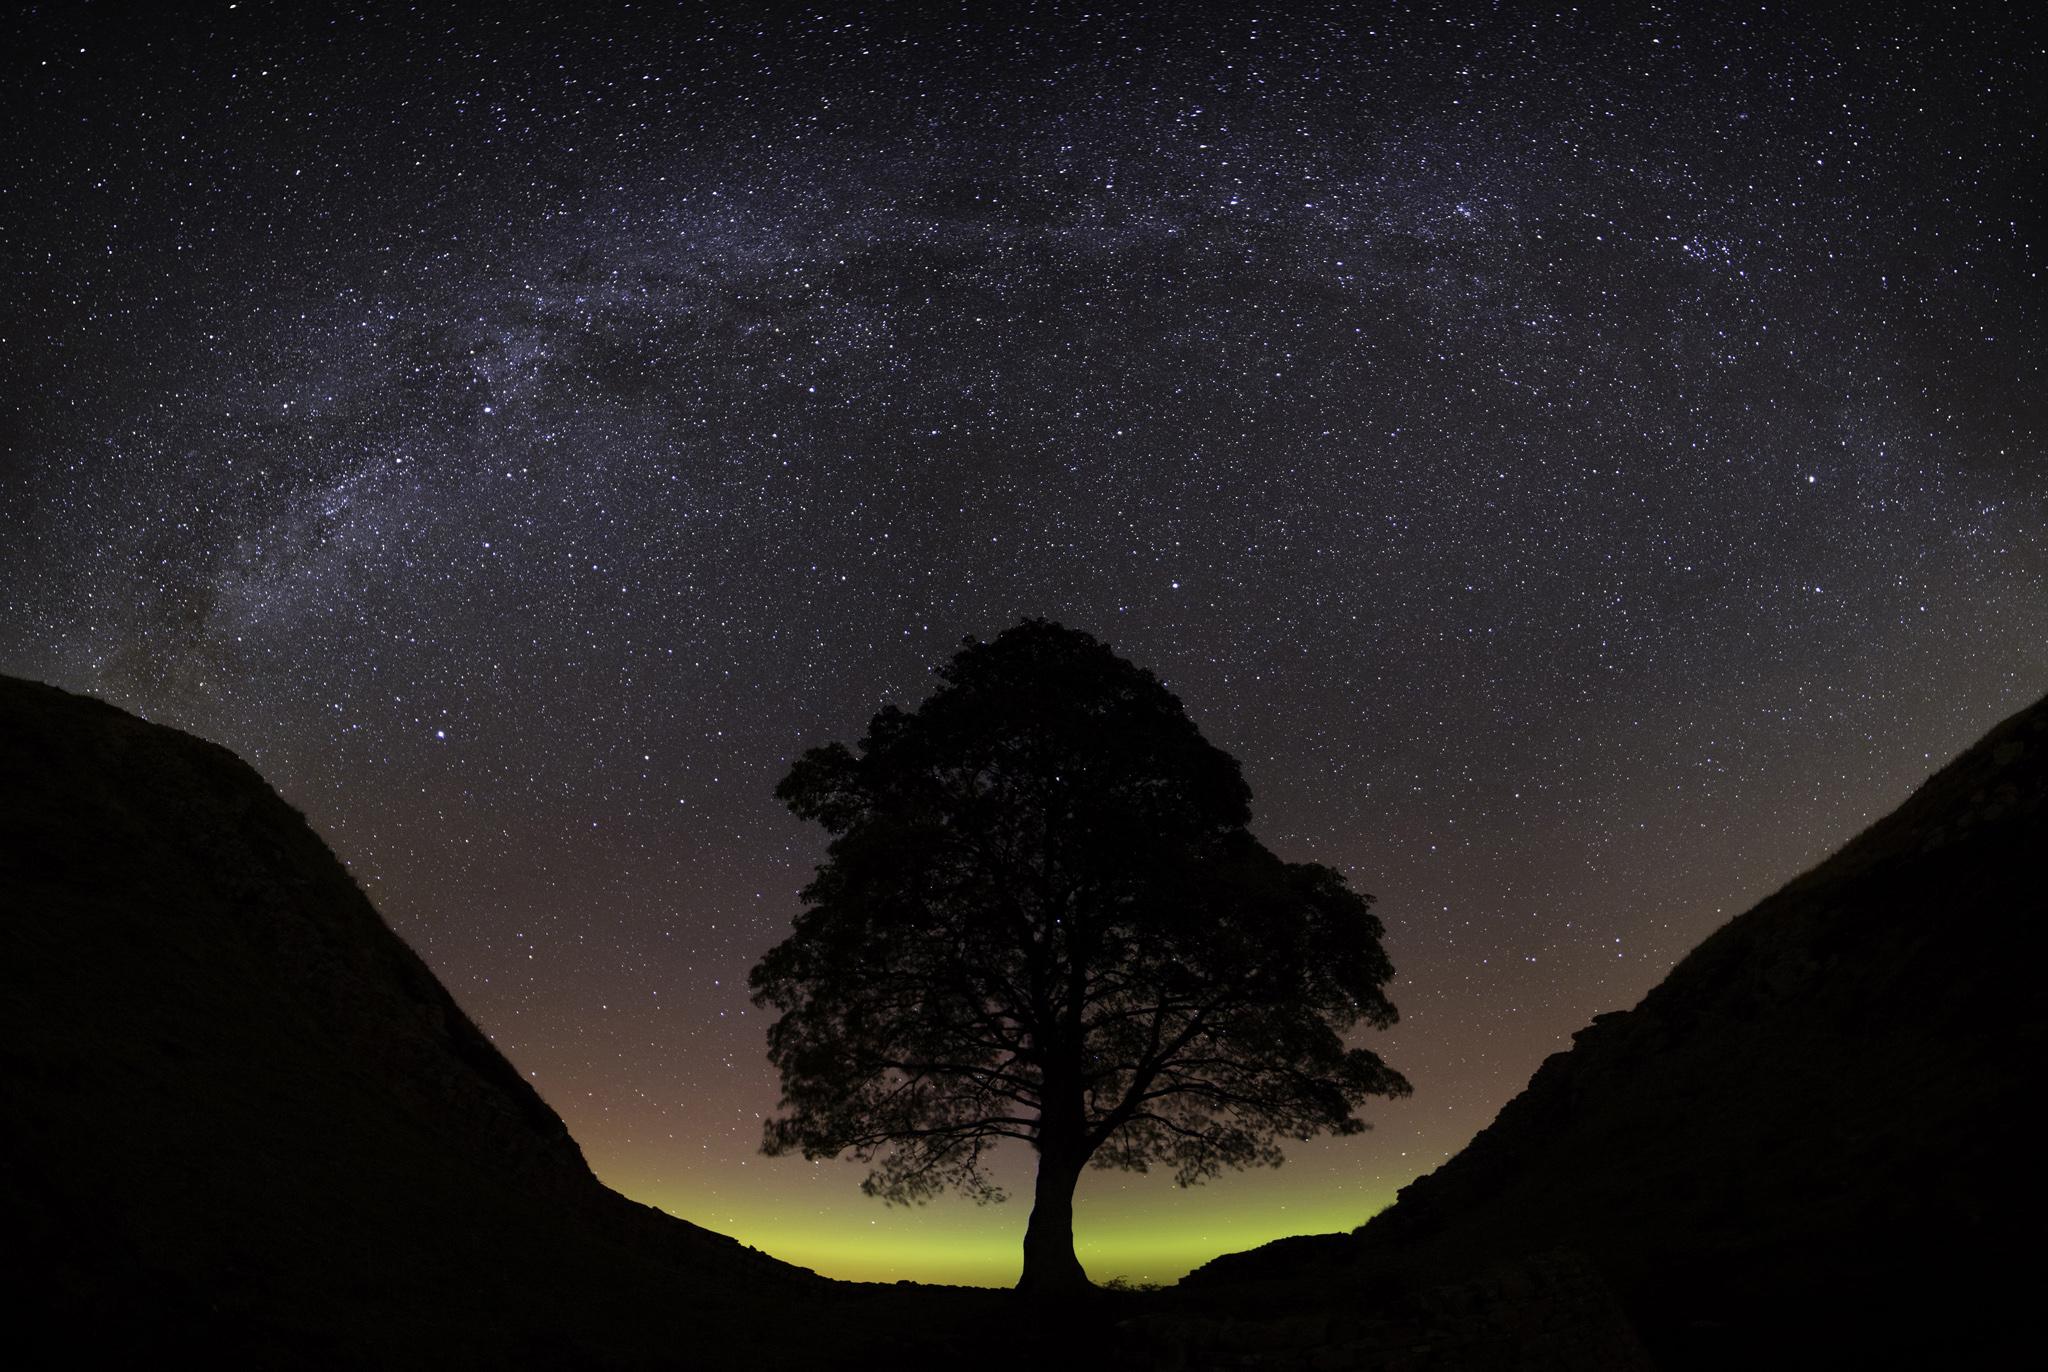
750, 621, 1409, 1293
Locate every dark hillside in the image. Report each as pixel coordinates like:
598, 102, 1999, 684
0, 674, 826, 1367
1186, 691, 2048, 1365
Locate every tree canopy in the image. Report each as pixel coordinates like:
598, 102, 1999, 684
749, 619, 1408, 1291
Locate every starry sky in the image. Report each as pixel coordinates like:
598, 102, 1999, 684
3, 3, 2043, 1286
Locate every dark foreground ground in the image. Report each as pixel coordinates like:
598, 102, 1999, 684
4, 671, 2040, 1368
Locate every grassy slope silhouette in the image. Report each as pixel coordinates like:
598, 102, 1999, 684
0, 675, 859, 1366
1180, 690, 2046, 1366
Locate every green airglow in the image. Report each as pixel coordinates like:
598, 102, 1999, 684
607, 1159, 1400, 1287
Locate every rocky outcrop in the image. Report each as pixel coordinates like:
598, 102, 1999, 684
1187, 692, 2048, 1366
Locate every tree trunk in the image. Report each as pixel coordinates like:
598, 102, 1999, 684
1017, 1148, 1089, 1294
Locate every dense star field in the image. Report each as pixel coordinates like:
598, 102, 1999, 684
3, 5, 2041, 1284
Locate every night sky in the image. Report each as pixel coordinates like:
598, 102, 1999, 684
4, 4, 2042, 1285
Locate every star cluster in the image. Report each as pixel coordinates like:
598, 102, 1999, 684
3, 4, 2041, 1283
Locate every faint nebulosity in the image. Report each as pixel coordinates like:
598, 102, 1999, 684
2, 4, 2040, 1282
